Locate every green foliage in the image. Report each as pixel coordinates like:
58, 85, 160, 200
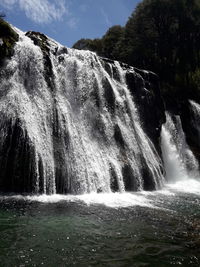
190, 69, 200, 89
101, 25, 124, 59
0, 18, 19, 62
129, 0, 200, 101
73, 0, 200, 102
0, 18, 18, 40
124, 0, 200, 85
72, 26, 125, 60
189, 69, 200, 100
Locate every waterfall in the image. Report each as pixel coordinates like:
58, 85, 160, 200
0, 28, 164, 194
161, 113, 199, 182
189, 100, 200, 141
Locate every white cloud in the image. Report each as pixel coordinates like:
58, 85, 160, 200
0, 0, 68, 24
0, 0, 17, 9
67, 17, 78, 29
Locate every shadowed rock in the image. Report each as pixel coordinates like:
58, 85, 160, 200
0, 119, 38, 193
103, 77, 115, 112
122, 164, 137, 191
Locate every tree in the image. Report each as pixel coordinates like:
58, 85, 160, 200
0, 16, 19, 63
72, 0, 200, 101
101, 25, 124, 60
124, 0, 200, 91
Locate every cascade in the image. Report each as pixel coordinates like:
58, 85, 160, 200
189, 100, 200, 141
161, 112, 199, 182
0, 28, 164, 194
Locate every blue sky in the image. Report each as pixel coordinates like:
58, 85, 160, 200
0, 0, 140, 47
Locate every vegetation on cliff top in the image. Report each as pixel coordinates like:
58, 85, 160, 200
73, 0, 200, 106
0, 17, 19, 63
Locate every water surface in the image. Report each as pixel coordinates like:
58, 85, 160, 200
0, 179, 200, 267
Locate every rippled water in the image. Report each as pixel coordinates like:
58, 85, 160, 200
0, 179, 200, 267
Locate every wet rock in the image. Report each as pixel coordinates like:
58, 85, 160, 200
0, 118, 38, 193
180, 100, 200, 165
103, 77, 115, 113
126, 69, 166, 154
26, 31, 55, 91
109, 164, 119, 192
0, 28, 166, 194
114, 124, 125, 149
122, 164, 137, 191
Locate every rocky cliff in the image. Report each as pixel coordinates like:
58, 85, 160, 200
0, 22, 199, 195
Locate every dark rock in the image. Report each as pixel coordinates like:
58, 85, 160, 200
141, 161, 157, 191
90, 78, 101, 108
109, 164, 119, 192
38, 156, 44, 194
122, 164, 137, 191
97, 188, 103, 193
55, 168, 69, 194
26, 31, 56, 91
126, 69, 166, 154
26, 31, 49, 53
101, 57, 166, 158
103, 77, 115, 113
102, 60, 113, 77
0, 118, 38, 193
114, 124, 125, 149
52, 106, 70, 194
180, 100, 200, 165
112, 65, 121, 82
100, 58, 120, 81
56, 46, 68, 56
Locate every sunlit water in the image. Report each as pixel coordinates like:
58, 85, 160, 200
0, 179, 200, 267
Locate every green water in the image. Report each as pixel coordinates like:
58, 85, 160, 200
0, 189, 199, 267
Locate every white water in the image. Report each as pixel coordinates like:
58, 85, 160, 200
189, 100, 200, 141
0, 28, 163, 194
161, 113, 199, 182
1, 177, 200, 209
1, 27, 199, 198
189, 100, 200, 120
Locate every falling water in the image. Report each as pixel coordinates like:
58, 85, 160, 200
189, 99, 200, 141
0, 28, 164, 194
161, 113, 199, 182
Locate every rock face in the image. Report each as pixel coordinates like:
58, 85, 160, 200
181, 100, 200, 164
162, 89, 200, 170
0, 118, 40, 193
125, 67, 166, 154
0, 28, 167, 194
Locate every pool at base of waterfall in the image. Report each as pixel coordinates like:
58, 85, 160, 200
0, 179, 200, 267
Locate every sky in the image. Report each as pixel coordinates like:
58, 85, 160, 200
0, 0, 140, 47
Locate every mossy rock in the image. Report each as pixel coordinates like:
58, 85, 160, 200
0, 18, 19, 63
